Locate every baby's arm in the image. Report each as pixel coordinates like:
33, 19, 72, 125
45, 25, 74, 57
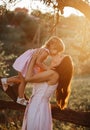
36, 49, 49, 70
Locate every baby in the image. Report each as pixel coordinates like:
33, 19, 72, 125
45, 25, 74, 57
1, 36, 65, 105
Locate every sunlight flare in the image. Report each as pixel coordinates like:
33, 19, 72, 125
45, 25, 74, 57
5, 0, 84, 17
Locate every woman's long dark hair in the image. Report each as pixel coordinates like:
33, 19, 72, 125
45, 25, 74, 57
55, 55, 74, 110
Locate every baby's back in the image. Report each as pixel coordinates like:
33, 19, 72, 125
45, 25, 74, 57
33, 48, 49, 73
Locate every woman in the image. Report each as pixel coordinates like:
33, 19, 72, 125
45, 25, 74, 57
22, 52, 74, 130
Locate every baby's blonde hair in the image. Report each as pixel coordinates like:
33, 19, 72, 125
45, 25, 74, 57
44, 36, 65, 53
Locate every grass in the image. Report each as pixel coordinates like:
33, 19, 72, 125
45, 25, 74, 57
0, 75, 90, 130
53, 75, 90, 130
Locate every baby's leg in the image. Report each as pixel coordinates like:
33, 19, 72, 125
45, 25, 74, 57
16, 72, 28, 106
7, 75, 21, 84
1, 74, 21, 91
18, 72, 26, 98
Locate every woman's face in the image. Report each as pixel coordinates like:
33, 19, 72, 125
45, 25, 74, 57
50, 54, 64, 68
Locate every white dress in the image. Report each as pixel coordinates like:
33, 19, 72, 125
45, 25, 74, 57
22, 82, 58, 130
13, 48, 49, 77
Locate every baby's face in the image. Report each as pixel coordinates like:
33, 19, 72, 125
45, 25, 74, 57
49, 43, 58, 56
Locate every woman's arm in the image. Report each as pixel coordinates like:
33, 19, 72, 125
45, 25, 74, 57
26, 69, 59, 85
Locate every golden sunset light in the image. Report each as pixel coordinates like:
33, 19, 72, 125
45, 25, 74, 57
0, 0, 90, 130
4, 0, 84, 17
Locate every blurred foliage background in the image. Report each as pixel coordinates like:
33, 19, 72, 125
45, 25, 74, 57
0, 5, 90, 130
0, 5, 90, 77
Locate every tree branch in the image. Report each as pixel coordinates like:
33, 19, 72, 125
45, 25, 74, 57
57, 0, 90, 20
0, 100, 90, 127
51, 104, 90, 128
0, 83, 90, 127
